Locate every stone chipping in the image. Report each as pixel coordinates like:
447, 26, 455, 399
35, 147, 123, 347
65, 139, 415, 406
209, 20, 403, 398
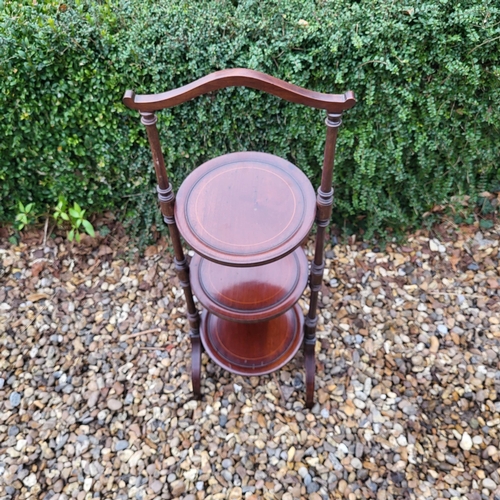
0, 221, 499, 500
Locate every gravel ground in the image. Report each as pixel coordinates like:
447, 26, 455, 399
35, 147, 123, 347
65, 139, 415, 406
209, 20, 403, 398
0, 220, 499, 500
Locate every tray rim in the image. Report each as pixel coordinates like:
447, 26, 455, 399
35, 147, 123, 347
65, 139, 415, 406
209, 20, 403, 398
190, 248, 309, 323
199, 304, 304, 377
175, 151, 316, 267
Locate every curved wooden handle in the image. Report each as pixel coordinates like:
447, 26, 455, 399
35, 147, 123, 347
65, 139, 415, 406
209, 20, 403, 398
123, 68, 356, 113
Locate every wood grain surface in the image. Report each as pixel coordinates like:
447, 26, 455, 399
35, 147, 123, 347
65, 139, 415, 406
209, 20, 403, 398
200, 304, 304, 376
175, 152, 316, 266
123, 68, 355, 113
190, 248, 308, 322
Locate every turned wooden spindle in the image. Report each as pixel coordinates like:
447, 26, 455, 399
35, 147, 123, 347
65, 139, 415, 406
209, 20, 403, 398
140, 111, 202, 397
304, 112, 342, 408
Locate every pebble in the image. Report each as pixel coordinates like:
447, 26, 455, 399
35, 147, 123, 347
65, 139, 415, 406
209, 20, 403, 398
8, 425, 20, 437
84, 477, 93, 492
399, 400, 418, 416
170, 479, 185, 496
437, 324, 448, 335
429, 239, 438, 251
9, 391, 21, 407
107, 399, 122, 411
23, 473, 37, 488
151, 480, 163, 493
119, 449, 134, 462
229, 487, 242, 499
460, 432, 473, 451
486, 445, 498, 457
298, 467, 308, 479
429, 336, 440, 353
88, 390, 99, 407
483, 478, 496, 490
115, 440, 129, 451
307, 481, 320, 494
338, 443, 349, 455
255, 439, 266, 449
472, 435, 483, 445
353, 398, 366, 409
128, 450, 143, 468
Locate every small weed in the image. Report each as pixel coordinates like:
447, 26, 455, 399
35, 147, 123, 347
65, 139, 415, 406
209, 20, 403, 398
53, 196, 95, 243
15, 201, 36, 230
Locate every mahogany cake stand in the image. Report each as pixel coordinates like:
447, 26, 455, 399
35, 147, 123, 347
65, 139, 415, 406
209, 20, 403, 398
123, 67, 356, 407
176, 152, 316, 380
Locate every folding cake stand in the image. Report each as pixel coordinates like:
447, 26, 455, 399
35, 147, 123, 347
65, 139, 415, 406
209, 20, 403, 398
123, 69, 355, 407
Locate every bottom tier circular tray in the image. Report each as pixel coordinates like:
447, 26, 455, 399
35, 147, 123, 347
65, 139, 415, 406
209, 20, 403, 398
200, 303, 304, 376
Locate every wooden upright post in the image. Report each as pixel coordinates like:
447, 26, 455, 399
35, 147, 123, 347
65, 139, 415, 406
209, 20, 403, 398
140, 111, 202, 397
304, 112, 342, 408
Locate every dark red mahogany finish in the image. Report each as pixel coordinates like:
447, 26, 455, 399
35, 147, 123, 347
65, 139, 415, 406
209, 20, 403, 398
123, 68, 356, 408
176, 152, 316, 266
200, 305, 304, 376
123, 68, 355, 113
190, 249, 308, 323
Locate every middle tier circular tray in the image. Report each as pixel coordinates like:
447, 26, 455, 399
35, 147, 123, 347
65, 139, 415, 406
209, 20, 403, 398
200, 304, 304, 376
175, 151, 316, 266
190, 248, 309, 322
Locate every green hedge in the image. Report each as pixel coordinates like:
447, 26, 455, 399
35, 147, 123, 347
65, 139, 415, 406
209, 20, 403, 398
1, 0, 499, 240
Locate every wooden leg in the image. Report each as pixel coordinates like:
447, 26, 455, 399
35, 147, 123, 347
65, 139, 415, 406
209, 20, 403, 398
302, 109, 341, 407
304, 318, 317, 408
174, 256, 202, 398
190, 329, 202, 398
304, 257, 322, 409
142, 115, 205, 399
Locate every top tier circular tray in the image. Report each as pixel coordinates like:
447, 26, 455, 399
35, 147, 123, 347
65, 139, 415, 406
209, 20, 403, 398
175, 152, 316, 266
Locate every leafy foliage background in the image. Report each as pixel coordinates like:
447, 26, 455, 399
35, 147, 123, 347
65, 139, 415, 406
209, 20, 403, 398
1, 0, 499, 240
